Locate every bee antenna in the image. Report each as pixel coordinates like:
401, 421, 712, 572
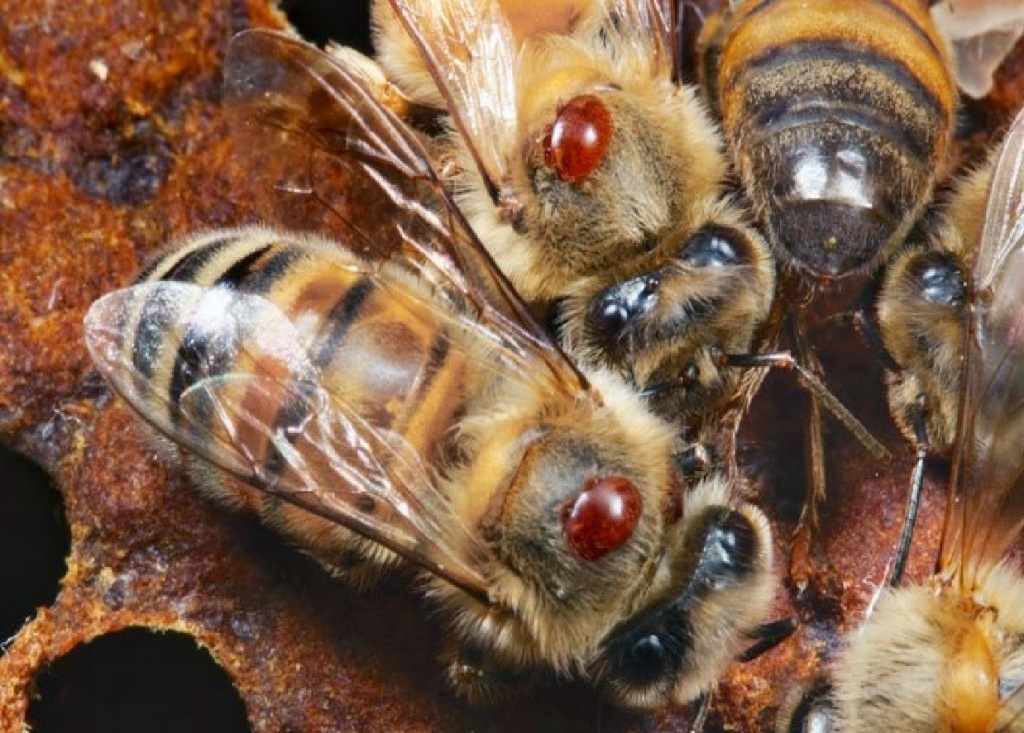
688, 692, 711, 733
737, 616, 798, 662
678, 0, 705, 25
713, 348, 892, 463
640, 364, 698, 399
887, 396, 930, 587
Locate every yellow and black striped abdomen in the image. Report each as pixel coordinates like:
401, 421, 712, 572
714, 0, 956, 280
127, 228, 470, 548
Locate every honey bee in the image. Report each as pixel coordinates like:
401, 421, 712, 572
82, 29, 783, 710
369, 0, 775, 451
779, 104, 1024, 732
854, 3, 1024, 585
370, 0, 737, 299
871, 157, 993, 583
697, 0, 955, 578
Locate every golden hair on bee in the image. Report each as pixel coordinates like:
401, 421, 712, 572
84, 28, 784, 712
780, 104, 1024, 733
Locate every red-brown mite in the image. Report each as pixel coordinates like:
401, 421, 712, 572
563, 476, 643, 562
543, 94, 613, 183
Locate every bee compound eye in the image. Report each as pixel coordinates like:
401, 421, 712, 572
626, 633, 669, 682
562, 476, 643, 562
698, 509, 758, 589
913, 252, 965, 307
543, 94, 613, 183
682, 226, 741, 268
593, 297, 630, 333
586, 275, 660, 346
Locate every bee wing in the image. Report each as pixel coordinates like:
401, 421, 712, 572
382, 0, 518, 195
602, 0, 677, 78
941, 106, 1024, 583
223, 28, 431, 256
84, 280, 492, 600
931, 0, 1024, 99
223, 28, 588, 396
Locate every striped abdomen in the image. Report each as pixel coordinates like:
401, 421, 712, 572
128, 228, 470, 570
714, 0, 956, 280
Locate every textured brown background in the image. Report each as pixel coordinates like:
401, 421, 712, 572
1, 1, 1023, 731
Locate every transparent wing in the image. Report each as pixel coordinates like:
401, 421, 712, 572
223, 28, 588, 397
383, 0, 518, 195
931, 0, 1024, 98
84, 281, 492, 600
941, 106, 1024, 587
602, 0, 677, 79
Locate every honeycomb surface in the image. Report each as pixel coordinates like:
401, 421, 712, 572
1, 1, 1023, 730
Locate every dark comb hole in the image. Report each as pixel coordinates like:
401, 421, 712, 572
0, 447, 70, 647
27, 628, 251, 733
281, 0, 372, 52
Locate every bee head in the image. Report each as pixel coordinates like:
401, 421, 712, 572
464, 369, 681, 667
589, 477, 775, 709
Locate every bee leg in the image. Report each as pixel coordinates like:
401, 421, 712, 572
777, 677, 836, 733
442, 640, 536, 704
851, 306, 901, 374
712, 349, 890, 464
851, 305, 927, 587
640, 362, 700, 400
792, 371, 825, 593
887, 394, 930, 587
793, 317, 836, 593
737, 616, 798, 662
712, 342, 890, 590
688, 691, 712, 733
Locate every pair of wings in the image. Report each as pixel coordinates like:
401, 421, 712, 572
85, 17, 626, 600
939, 104, 1024, 589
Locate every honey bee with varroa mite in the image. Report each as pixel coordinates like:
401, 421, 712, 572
362, 0, 884, 476
779, 103, 1024, 733
83, 29, 786, 711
